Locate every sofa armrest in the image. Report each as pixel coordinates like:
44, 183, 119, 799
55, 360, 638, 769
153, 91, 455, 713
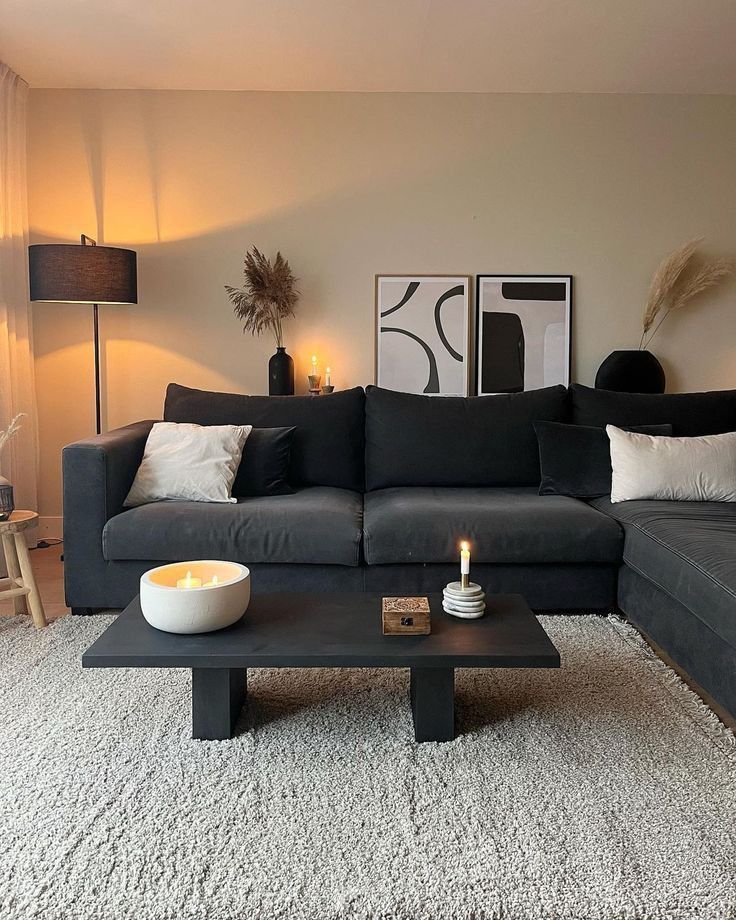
62, 421, 155, 607
63, 421, 155, 523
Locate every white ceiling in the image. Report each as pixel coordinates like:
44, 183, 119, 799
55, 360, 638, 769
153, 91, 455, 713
2, 0, 736, 94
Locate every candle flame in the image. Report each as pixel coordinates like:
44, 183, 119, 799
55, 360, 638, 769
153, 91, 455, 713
212, 575, 218, 586
460, 541, 469, 552
311, 354, 317, 364
326, 366, 331, 374
185, 570, 192, 580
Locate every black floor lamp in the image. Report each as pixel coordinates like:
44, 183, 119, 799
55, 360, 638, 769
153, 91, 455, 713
29, 235, 137, 435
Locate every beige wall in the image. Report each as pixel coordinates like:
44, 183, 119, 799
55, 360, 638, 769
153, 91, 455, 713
27, 90, 736, 525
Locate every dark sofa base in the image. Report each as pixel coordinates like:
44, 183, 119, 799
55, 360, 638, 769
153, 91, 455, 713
364, 563, 617, 609
67, 561, 367, 609
68, 560, 618, 612
618, 565, 736, 719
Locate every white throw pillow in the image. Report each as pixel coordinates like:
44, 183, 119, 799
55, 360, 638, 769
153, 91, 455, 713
607, 425, 736, 503
124, 422, 252, 507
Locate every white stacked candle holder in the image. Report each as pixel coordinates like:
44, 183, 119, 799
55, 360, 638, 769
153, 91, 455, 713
442, 578, 486, 619
443, 541, 486, 618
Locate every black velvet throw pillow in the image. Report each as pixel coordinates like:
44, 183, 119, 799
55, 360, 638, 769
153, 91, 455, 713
233, 427, 296, 497
534, 420, 673, 499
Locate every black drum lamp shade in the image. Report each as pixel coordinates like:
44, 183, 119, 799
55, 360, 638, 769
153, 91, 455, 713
28, 239, 138, 435
28, 244, 137, 304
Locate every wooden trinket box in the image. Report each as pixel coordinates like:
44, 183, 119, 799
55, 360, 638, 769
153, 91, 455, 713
381, 597, 431, 635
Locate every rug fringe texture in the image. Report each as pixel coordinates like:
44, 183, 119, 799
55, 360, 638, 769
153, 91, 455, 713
606, 614, 735, 751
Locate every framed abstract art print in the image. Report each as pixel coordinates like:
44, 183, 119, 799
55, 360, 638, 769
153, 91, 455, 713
375, 275, 471, 396
476, 275, 572, 395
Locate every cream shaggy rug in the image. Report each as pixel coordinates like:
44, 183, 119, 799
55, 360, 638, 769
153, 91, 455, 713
1, 613, 734, 920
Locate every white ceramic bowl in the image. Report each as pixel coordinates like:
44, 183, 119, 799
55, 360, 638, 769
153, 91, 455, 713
140, 561, 251, 634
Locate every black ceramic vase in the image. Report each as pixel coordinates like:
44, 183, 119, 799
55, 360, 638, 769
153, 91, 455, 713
268, 346, 294, 396
594, 350, 665, 394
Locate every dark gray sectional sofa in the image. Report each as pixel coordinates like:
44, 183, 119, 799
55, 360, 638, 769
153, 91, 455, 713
62, 381, 736, 719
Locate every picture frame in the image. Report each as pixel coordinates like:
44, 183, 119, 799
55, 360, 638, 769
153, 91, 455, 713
375, 275, 472, 396
475, 275, 572, 395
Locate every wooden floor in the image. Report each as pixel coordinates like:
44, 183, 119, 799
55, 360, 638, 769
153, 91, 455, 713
0, 542, 68, 621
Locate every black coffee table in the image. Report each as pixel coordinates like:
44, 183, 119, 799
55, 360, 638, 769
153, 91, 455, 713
82, 592, 560, 742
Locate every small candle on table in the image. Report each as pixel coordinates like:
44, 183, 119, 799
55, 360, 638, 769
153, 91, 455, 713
325, 366, 331, 387
177, 570, 202, 590
460, 541, 470, 589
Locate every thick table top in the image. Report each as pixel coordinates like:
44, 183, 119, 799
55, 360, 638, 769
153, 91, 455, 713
82, 593, 560, 670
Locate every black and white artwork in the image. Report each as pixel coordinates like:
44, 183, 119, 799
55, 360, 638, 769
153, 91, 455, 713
476, 275, 572, 394
375, 275, 471, 396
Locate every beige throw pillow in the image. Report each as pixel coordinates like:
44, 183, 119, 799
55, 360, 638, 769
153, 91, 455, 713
124, 422, 252, 507
607, 425, 736, 503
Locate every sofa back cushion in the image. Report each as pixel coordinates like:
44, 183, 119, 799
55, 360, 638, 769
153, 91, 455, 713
571, 383, 736, 435
365, 385, 569, 490
164, 383, 366, 492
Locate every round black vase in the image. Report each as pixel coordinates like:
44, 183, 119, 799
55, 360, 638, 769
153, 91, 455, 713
268, 347, 294, 396
594, 350, 665, 394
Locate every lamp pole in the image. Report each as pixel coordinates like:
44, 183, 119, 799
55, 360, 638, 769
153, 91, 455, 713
80, 234, 102, 435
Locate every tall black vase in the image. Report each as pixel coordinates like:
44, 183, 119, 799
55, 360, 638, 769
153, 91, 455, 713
594, 350, 665, 394
268, 346, 294, 396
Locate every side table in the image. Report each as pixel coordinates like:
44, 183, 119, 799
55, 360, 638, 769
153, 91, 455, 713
0, 511, 47, 628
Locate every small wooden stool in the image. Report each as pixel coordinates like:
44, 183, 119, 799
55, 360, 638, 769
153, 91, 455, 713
0, 511, 47, 628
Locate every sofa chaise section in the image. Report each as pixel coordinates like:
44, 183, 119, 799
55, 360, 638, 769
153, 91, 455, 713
591, 499, 736, 651
591, 497, 736, 715
571, 383, 736, 719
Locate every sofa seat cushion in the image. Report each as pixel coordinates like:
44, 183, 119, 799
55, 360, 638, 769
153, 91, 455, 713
591, 498, 736, 650
103, 487, 363, 566
364, 487, 623, 565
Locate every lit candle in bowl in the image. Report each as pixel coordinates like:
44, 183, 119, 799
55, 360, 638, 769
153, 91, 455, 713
141, 561, 251, 634
177, 570, 202, 590
460, 541, 470, 589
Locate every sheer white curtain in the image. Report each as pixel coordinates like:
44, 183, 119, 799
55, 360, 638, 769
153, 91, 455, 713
0, 62, 39, 522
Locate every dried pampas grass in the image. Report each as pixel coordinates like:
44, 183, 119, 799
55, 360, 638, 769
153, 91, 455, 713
0, 413, 26, 456
225, 247, 299, 348
640, 240, 735, 348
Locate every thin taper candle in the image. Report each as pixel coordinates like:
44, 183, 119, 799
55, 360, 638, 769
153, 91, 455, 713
460, 541, 470, 589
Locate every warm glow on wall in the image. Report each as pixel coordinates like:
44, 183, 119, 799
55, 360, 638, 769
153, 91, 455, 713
27, 88, 736, 533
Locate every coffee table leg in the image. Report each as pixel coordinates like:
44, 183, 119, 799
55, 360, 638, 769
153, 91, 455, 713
191, 668, 247, 740
410, 667, 455, 742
